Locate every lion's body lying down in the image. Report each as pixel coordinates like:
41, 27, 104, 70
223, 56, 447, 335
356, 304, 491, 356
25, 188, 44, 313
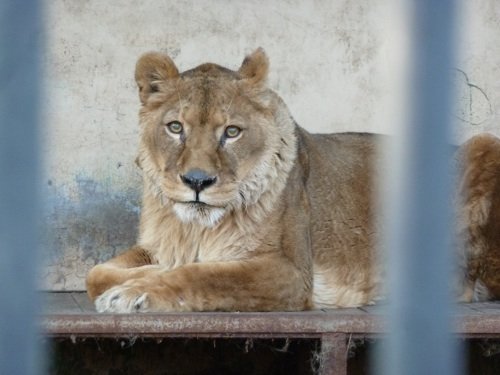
86, 49, 498, 312
456, 134, 500, 302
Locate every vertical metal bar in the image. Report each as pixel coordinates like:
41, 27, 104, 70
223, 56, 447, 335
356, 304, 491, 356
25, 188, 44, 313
318, 333, 347, 375
0, 2, 43, 375
378, 1, 461, 375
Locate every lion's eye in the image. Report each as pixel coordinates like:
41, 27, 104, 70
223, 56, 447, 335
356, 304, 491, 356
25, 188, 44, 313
166, 121, 184, 134
224, 126, 241, 139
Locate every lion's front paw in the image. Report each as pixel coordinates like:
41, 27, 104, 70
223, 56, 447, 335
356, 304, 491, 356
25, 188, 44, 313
95, 285, 151, 313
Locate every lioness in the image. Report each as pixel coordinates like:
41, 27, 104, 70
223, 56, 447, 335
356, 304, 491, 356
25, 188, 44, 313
86, 48, 383, 312
456, 133, 500, 302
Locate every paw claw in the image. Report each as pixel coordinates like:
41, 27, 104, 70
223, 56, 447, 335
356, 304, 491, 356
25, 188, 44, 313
133, 293, 149, 312
95, 286, 149, 313
110, 292, 121, 306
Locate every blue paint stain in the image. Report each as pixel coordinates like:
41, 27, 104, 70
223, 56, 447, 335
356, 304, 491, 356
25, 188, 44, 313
40, 175, 141, 269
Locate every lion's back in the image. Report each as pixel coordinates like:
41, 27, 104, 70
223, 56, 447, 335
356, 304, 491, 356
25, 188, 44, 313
298, 129, 384, 307
457, 133, 500, 300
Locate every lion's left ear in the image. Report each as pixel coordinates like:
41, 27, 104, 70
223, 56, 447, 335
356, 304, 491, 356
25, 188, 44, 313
238, 48, 269, 85
135, 52, 179, 104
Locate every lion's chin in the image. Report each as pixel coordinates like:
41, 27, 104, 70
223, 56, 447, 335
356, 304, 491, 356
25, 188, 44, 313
172, 202, 227, 228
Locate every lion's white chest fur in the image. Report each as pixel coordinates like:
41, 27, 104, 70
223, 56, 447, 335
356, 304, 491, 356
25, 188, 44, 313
139, 199, 265, 269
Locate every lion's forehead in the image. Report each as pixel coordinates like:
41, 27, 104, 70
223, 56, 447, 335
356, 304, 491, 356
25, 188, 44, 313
171, 75, 264, 128
175, 76, 232, 124
181, 75, 234, 103
180, 105, 227, 128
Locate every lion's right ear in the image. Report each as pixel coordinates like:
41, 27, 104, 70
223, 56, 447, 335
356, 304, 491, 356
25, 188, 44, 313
238, 48, 269, 86
135, 52, 179, 104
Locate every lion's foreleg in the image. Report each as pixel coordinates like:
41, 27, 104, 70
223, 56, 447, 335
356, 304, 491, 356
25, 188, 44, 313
86, 245, 159, 301
94, 254, 311, 313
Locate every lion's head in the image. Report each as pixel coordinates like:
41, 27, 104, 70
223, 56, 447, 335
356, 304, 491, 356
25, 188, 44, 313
135, 49, 297, 227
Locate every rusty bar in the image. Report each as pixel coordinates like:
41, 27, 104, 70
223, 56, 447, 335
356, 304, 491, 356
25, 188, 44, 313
38, 293, 500, 343
39, 310, 385, 338
38, 293, 500, 339
318, 333, 347, 375
456, 315, 500, 335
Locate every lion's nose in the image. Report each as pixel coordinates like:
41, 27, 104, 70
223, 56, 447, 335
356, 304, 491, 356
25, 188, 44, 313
180, 169, 217, 193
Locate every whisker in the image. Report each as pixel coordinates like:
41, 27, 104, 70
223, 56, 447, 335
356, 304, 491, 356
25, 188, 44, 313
175, 82, 184, 109
225, 88, 237, 113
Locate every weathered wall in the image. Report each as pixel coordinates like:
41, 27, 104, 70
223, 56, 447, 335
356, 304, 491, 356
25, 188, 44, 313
454, 1, 499, 139
40, 0, 500, 290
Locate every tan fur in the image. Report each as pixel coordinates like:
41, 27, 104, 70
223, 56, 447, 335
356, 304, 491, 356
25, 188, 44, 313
85, 49, 384, 312
455, 133, 500, 302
